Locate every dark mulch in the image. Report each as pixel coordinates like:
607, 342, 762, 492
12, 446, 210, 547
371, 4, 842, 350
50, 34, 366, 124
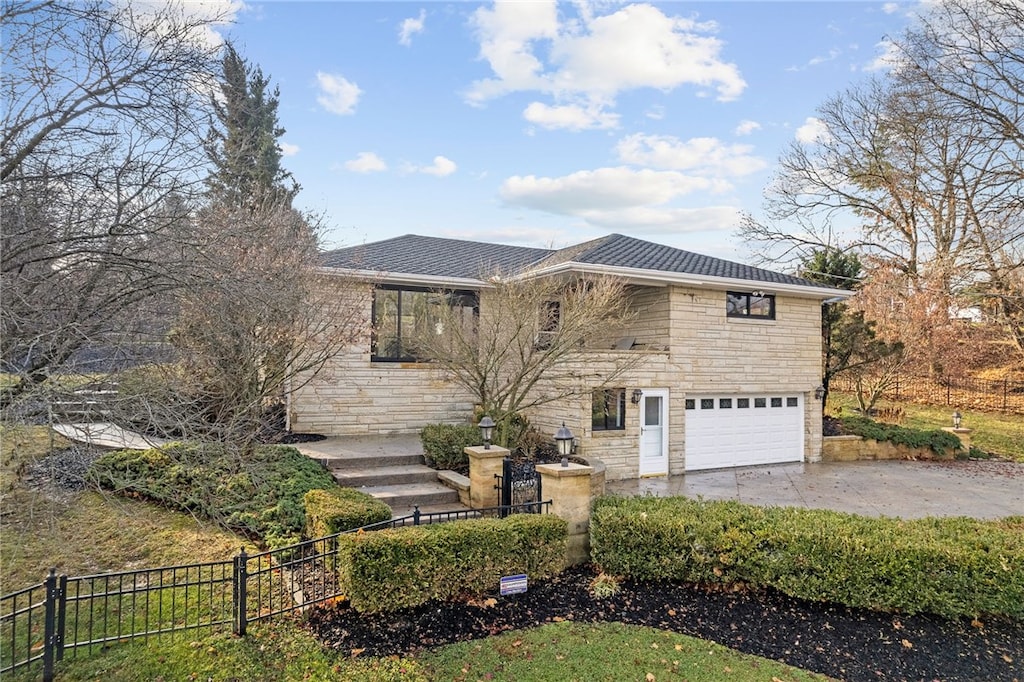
306, 564, 1023, 682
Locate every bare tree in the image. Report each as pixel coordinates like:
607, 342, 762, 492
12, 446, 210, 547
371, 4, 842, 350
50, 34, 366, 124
1, 0, 225, 404
412, 274, 640, 446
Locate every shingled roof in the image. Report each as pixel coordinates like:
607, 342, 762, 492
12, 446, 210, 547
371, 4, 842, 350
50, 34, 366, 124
320, 234, 551, 279
320, 233, 833, 292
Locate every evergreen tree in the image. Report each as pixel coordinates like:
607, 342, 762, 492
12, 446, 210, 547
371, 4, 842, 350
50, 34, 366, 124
206, 43, 298, 209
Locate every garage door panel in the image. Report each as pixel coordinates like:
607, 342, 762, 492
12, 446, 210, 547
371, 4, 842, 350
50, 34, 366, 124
685, 394, 803, 471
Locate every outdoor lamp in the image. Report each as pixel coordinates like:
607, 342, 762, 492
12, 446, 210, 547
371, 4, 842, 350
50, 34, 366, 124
631, 388, 643, 405
952, 411, 962, 429
479, 415, 496, 450
555, 422, 574, 467
814, 385, 826, 401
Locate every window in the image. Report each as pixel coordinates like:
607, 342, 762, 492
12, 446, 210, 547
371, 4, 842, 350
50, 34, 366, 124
726, 291, 776, 319
536, 300, 560, 348
592, 389, 626, 431
771, 397, 783, 407
371, 285, 478, 362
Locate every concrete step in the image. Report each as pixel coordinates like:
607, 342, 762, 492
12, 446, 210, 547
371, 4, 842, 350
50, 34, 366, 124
331, 464, 438, 488
359, 482, 460, 514
318, 453, 424, 470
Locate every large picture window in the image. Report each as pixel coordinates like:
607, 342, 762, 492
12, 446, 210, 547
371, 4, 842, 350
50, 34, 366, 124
726, 291, 775, 319
592, 388, 626, 431
372, 285, 478, 362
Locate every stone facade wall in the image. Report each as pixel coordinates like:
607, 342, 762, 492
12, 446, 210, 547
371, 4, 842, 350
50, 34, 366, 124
291, 280, 825, 472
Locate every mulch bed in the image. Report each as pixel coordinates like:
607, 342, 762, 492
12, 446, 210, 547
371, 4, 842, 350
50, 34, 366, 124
305, 563, 1023, 682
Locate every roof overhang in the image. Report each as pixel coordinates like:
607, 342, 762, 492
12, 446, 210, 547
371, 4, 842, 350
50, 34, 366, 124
517, 262, 854, 300
317, 266, 486, 290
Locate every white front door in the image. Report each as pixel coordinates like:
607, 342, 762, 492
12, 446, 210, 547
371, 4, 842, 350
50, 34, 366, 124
638, 389, 668, 476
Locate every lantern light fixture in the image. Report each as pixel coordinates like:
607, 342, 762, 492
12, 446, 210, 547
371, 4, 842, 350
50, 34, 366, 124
479, 415, 496, 450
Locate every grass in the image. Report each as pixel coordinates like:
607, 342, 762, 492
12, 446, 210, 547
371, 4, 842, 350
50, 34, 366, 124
19, 619, 834, 682
828, 392, 1024, 462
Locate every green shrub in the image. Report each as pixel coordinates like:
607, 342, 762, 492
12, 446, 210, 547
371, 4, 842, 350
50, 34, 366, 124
304, 487, 392, 538
420, 423, 480, 474
840, 416, 963, 456
337, 514, 567, 612
88, 443, 336, 549
591, 496, 1024, 620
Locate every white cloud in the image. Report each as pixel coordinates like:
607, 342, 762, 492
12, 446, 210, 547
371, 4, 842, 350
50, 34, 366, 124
316, 72, 362, 115
523, 102, 619, 131
645, 105, 666, 120
344, 151, 387, 173
279, 142, 299, 157
125, 0, 244, 49
577, 205, 741, 232
405, 155, 457, 177
615, 134, 767, 176
734, 120, 761, 136
808, 48, 841, 66
882, 3, 900, 14
863, 38, 903, 71
398, 9, 426, 46
795, 117, 830, 144
467, 2, 745, 111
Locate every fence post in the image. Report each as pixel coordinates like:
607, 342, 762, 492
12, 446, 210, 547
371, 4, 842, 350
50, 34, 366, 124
42, 569, 65, 682
412, 506, 421, 526
233, 547, 248, 636
946, 380, 951, 406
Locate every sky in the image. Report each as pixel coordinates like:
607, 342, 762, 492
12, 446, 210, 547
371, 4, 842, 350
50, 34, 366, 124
213, 1, 918, 262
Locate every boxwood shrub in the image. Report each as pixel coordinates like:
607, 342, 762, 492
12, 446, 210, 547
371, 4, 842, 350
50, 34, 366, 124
304, 487, 392, 537
420, 423, 480, 474
591, 496, 1024, 620
840, 416, 963, 456
337, 514, 567, 612
88, 442, 336, 549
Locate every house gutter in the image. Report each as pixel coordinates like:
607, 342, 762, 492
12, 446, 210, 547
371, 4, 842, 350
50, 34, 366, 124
316, 266, 489, 290
517, 262, 854, 300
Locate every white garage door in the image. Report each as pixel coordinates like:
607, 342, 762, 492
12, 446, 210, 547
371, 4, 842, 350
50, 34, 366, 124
685, 395, 804, 471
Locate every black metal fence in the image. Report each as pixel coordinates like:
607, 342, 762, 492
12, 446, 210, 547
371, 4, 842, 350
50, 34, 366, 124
1, 500, 551, 681
495, 457, 543, 517
831, 373, 1024, 414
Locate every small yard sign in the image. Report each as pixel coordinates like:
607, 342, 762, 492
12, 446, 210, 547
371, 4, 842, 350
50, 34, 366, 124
500, 574, 528, 596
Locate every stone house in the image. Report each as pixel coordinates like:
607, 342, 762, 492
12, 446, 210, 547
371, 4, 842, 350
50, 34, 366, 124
288, 233, 850, 479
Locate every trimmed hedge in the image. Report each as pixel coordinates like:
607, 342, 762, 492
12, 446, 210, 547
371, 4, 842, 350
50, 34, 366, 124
420, 423, 480, 474
591, 496, 1024, 620
88, 442, 336, 549
840, 416, 963, 456
304, 487, 392, 538
337, 514, 568, 612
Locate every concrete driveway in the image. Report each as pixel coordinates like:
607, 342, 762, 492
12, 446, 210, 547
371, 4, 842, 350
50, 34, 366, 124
605, 460, 1024, 519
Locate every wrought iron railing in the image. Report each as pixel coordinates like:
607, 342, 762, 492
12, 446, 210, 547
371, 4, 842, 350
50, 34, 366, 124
1, 500, 551, 680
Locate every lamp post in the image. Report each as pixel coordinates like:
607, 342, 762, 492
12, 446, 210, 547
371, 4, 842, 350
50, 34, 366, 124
479, 415, 496, 450
952, 411, 962, 429
555, 422, 574, 467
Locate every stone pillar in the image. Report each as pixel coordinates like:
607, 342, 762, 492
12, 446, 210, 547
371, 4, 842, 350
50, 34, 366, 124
466, 445, 508, 509
536, 462, 594, 565
943, 427, 973, 454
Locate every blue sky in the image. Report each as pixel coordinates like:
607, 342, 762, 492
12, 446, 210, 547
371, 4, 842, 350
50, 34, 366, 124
215, 1, 915, 262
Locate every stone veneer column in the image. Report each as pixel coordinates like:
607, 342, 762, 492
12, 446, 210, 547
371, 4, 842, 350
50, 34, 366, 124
943, 427, 973, 453
466, 445, 508, 510
536, 462, 594, 565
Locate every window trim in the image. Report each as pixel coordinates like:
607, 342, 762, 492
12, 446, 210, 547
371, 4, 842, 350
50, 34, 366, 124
726, 290, 776, 320
371, 284, 479, 363
592, 388, 626, 432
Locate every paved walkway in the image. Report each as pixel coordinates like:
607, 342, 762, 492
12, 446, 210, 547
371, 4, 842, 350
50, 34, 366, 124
606, 460, 1024, 519
53, 422, 168, 450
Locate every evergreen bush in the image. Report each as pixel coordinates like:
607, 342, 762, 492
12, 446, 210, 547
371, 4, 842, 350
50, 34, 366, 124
420, 423, 480, 473
304, 487, 392, 538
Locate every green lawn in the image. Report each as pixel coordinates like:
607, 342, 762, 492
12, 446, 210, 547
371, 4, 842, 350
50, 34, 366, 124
24, 619, 834, 682
828, 392, 1024, 462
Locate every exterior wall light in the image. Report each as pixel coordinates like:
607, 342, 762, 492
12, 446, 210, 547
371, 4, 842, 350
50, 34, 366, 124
479, 415, 496, 450
814, 385, 826, 401
555, 422, 574, 466
952, 411, 962, 429
631, 389, 643, 405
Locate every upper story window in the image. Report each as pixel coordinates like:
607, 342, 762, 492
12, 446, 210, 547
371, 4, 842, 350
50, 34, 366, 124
372, 285, 478, 362
726, 291, 775, 320
535, 300, 560, 349
592, 388, 626, 431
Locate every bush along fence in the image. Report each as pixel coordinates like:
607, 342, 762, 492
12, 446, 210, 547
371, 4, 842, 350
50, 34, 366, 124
831, 373, 1024, 414
1, 500, 551, 682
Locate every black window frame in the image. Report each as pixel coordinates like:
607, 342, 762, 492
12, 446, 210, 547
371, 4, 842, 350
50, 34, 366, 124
726, 291, 776, 320
592, 388, 626, 431
371, 284, 479, 363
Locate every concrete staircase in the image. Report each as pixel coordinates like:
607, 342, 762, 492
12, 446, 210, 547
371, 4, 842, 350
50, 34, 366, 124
299, 436, 465, 517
